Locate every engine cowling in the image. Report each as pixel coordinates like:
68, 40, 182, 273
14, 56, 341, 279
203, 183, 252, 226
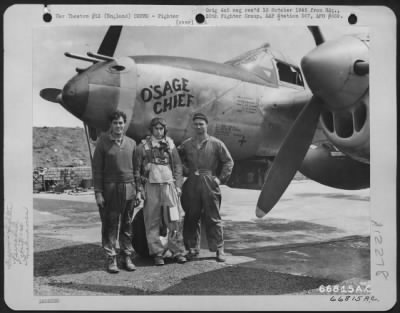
301, 34, 370, 163
320, 93, 369, 163
300, 142, 369, 190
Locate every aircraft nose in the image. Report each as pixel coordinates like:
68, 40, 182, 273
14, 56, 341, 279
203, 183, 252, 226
59, 57, 137, 131
61, 74, 89, 119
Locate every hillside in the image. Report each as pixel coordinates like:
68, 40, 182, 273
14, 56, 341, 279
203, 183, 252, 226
33, 126, 307, 184
33, 127, 95, 168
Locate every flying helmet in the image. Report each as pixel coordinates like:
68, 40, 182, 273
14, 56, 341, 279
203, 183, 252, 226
149, 117, 168, 135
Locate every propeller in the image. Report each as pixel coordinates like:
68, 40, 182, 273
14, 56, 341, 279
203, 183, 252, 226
256, 96, 322, 217
85, 26, 122, 141
40, 88, 62, 103
40, 27, 123, 160
256, 26, 369, 217
83, 123, 94, 165
81, 26, 122, 147
256, 26, 326, 217
307, 26, 325, 46
97, 25, 122, 56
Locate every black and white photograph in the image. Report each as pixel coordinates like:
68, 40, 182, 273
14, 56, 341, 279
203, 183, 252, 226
3, 4, 397, 311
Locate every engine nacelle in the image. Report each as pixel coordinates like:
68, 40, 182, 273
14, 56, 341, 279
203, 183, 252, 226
300, 142, 370, 190
301, 34, 370, 163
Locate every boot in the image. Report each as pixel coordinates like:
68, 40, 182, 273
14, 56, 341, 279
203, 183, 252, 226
154, 256, 165, 266
186, 248, 199, 260
216, 248, 226, 262
107, 256, 119, 273
175, 255, 187, 264
123, 255, 136, 271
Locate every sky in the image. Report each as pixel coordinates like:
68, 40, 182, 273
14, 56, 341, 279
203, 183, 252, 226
33, 25, 363, 127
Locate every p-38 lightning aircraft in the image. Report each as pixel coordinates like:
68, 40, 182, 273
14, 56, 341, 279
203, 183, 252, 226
40, 26, 370, 219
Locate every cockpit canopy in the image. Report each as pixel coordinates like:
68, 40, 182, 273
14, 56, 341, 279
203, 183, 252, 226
225, 43, 304, 88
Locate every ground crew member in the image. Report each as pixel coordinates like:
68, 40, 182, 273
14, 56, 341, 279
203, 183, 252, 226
179, 113, 234, 262
92, 111, 137, 273
135, 117, 187, 266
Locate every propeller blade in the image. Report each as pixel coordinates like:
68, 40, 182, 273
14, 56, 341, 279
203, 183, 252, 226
83, 123, 94, 166
307, 26, 325, 46
97, 26, 122, 57
256, 96, 323, 217
88, 125, 98, 142
40, 88, 62, 103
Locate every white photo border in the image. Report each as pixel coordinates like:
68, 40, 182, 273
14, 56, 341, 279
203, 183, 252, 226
3, 4, 397, 311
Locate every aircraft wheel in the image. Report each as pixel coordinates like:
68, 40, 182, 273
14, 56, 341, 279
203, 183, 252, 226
131, 209, 150, 257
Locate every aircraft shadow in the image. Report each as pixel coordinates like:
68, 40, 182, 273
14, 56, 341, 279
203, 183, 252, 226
221, 218, 346, 250
34, 218, 367, 278
34, 240, 155, 277
46, 281, 153, 295
224, 217, 342, 233
159, 266, 338, 295
34, 199, 370, 295
225, 235, 370, 282
41, 264, 338, 296
35, 242, 107, 277
294, 192, 370, 201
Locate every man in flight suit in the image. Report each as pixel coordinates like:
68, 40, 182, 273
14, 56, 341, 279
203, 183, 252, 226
179, 113, 234, 262
92, 110, 137, 273
135, 117, 187, 266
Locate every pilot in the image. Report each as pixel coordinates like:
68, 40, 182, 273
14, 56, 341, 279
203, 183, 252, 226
135, 117, 187, 266
92, 110, 137, 273
178, 113, 234, 262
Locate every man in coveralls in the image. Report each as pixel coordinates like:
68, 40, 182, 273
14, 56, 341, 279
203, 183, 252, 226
92, 111, 137, 273
179, 113, 234, 262
135, 117, 187, 266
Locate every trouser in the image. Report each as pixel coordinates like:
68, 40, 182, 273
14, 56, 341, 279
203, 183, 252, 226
99, 182, 135, 257
143, 183, 185, 257
181, 174, 223, 252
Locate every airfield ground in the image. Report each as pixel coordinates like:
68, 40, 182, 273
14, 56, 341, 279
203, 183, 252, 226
33, 180, 370, 296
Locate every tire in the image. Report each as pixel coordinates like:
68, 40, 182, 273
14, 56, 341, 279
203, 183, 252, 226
131, 209, 150, 257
